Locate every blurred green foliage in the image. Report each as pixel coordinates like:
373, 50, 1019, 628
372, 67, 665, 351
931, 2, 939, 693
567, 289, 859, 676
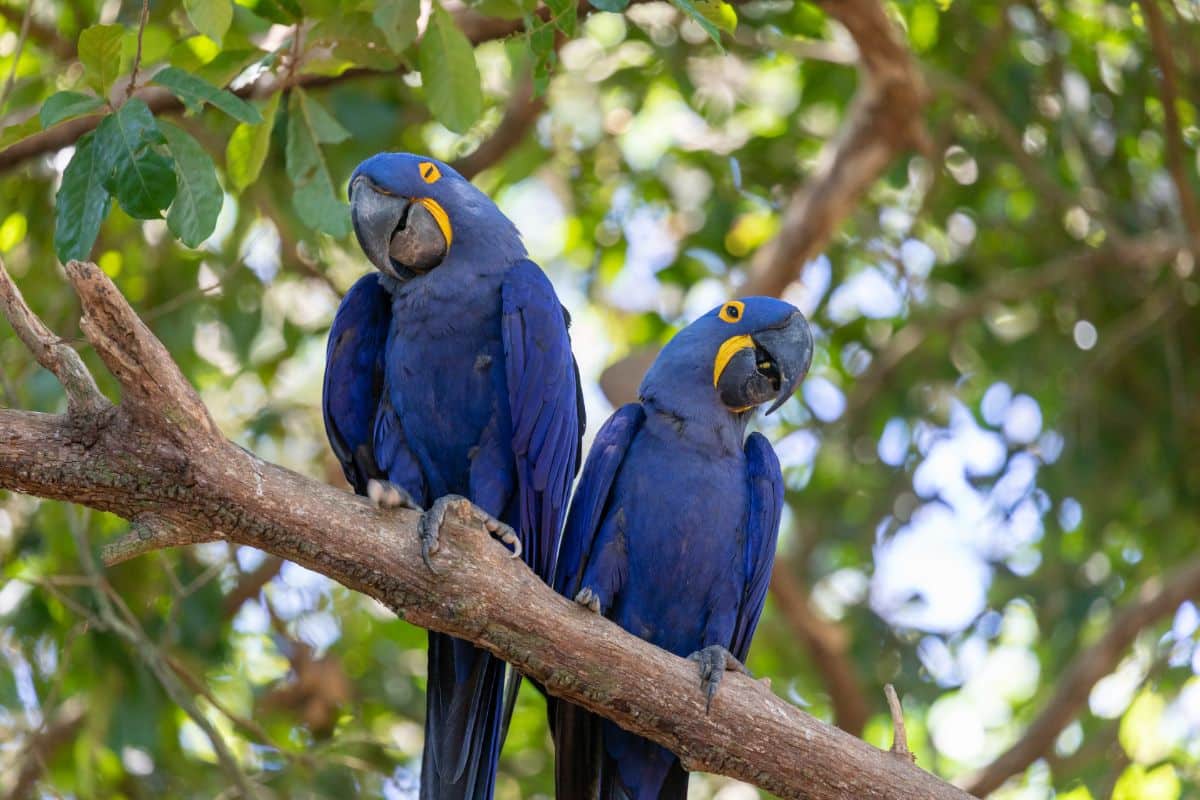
1, 0, 1199, 798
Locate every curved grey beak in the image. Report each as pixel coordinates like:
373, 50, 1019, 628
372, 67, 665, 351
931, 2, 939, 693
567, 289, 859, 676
350, 176, 447, 278
714, 310, 814, 415
755, 311, 814, 415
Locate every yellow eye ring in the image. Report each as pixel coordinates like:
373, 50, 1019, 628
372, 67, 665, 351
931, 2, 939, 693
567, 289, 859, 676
718, 300, 745, 323
419, 161, 441, 184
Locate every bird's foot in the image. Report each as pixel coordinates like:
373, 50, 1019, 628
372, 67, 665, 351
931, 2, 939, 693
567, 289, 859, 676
574, 587, 602, 614
367, 479, 420, 511
687, 645, 750, 713
418, 495, 522, 574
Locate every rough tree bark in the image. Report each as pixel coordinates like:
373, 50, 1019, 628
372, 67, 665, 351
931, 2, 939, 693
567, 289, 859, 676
0, 260, 975, 800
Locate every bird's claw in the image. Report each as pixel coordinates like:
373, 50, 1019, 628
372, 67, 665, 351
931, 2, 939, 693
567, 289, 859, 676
687, 645, 749, 713
417, 495, 523, 574
574, 587, 601, 613
367, 479, 420, 511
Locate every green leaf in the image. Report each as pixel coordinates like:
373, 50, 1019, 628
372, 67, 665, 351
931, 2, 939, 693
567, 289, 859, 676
304, 95, 350, 144
94, 99, 177, 219
545, 0, 577, 36
419, 4, 483, 134
469, 0, 536, 21
184, 0, 234, 42
372, 0, 419, 52
39, 92, 107, 129
285, 90, 350, 238
151, 67, 261, 123
588, 0, 629, 11
226, 93, 280, 193
0, 118, 41, 149
54, 131, 112, 263
528, 19, 556, 97
160, 121, 224, 247
694, 0, 737, 33
669, 0, 731, 45
78, 24, 125, 95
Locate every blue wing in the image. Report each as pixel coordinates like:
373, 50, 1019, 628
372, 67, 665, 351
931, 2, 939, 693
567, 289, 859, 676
552, 403, 644, 598
729, 431, 785, 661
322, 272, 391, 494
501, 259, 586, 581
549, 403, 643, 800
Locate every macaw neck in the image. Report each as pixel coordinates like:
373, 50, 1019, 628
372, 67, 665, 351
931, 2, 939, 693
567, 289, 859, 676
639, 387, 748, 458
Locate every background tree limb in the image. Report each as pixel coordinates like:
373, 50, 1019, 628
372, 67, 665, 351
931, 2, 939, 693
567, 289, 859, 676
0, 260, 976, 799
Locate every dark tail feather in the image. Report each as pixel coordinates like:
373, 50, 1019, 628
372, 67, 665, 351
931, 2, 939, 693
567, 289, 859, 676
498, 668, 522, 746
420, 632, 506, 800
551, 698, 603, 800
596, 723, 689, 800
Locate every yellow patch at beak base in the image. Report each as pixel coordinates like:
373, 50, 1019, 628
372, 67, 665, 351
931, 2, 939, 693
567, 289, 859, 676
415, 197, 453, 248
713, 334, 754, 387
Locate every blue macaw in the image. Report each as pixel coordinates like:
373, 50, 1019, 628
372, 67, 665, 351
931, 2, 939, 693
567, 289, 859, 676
551, 297, 813, 799
321, 153, 584, 799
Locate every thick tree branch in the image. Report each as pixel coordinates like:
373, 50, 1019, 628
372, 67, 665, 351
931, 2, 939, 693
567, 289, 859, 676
963, 558, 1200, 796
742, 0, 928, 298
0, 261, 973, 800
599, 0, 928, 406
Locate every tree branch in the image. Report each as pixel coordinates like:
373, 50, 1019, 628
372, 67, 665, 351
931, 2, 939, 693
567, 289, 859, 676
1, 697, 87, 800
0, 5, 525, 174
0, 260, 974, 800
770, 565, 870, 736
963, 558, 1200, 796
1142, 0, 1200, 243
452, 73, 545, 180
599, 0, 928, 406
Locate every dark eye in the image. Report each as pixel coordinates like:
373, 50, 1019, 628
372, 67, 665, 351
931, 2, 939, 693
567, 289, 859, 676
718, 300, 745, 323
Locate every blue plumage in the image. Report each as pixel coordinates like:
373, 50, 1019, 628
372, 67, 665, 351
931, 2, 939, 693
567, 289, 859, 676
323, 153, 583, 799
552, 297, 811, 800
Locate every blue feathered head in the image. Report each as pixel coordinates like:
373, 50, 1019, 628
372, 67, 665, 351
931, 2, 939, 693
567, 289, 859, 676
641, 297, 813, 417
349, 153, 524, 280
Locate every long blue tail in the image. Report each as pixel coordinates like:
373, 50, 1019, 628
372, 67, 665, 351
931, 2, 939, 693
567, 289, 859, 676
420, 632, 506, 800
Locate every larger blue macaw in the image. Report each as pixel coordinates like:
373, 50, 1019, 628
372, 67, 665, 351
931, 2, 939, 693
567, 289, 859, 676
552, 297, 813, 799
321, 153, 584, 799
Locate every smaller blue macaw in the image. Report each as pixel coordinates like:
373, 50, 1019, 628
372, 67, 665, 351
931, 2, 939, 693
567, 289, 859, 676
551, 297, 813, 800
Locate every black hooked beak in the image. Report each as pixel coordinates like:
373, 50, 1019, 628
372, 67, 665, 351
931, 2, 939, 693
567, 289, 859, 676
350, 176, 447, 279
715, 311, 814, 415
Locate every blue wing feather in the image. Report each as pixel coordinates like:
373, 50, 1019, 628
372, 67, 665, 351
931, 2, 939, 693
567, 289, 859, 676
322, 272, 392, 494
552, 403, 644, 597
501, 259, 585, 581
729, 431, 785, 661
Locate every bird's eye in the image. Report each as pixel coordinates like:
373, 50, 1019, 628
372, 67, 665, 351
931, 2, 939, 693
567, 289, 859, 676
718, 301, 744, 323
419, 162, 441, 184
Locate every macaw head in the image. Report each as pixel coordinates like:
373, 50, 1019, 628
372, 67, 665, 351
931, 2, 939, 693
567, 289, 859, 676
349, 153, 524, 280
641, 297, 813, 418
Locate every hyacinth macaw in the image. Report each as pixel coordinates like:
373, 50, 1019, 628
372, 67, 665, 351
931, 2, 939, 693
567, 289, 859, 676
551, 297, 813, 800
321, 153, 584, 799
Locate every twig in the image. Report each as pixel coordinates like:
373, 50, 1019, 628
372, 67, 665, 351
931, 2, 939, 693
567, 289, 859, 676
125, 0, 151, 101
223, 555, 284, 619
65, 509, 259, 799
102, 515, 222, 566
0, 0, 32, 110
964, 558, 1200, 795
1142, 0, 1200, 243
0, 256, 109, 414
0, 2, 74, 60
1, 697, 87, 800
884, 684, 914, 762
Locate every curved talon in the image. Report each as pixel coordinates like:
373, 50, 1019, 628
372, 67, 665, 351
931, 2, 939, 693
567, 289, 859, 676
574, 587, 601, 613
367, 478, 420, 511
687, 645, 749, 713
481, 514, 522, 560
418, 495, 467, 574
